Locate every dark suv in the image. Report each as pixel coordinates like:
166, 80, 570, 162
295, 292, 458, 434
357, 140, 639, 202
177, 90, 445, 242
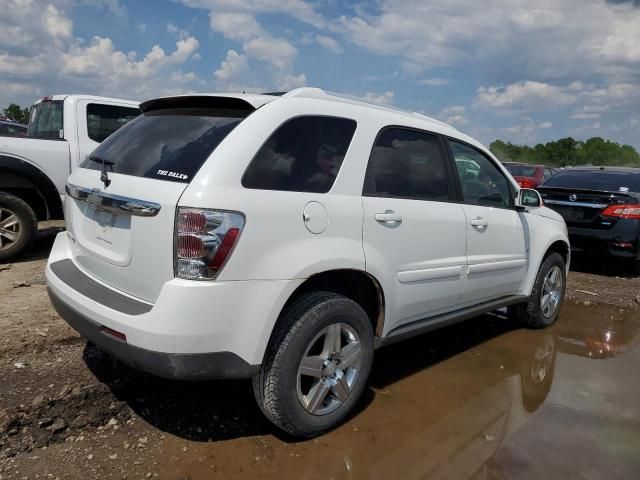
538, 167, 640, 272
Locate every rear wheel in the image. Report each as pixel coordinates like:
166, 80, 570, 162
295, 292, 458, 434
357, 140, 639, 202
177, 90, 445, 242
0, 192, 37, 262
510, 252, 566, 328
253, 291, 374, 437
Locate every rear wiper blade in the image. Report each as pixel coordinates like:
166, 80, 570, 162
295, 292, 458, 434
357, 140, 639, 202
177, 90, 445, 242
88, 156, 114, 188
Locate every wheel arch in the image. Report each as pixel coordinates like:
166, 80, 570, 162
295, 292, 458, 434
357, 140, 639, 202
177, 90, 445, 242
521, 235, 570, 296
0, 155, 63, 220
261, 269, 386, 364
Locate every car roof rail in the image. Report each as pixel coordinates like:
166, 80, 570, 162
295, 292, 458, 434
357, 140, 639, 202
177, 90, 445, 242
282, 87, 454, 129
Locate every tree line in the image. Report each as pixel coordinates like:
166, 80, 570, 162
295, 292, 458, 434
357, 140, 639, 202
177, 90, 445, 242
1, 104, 30, 125
490, 137, 640, 167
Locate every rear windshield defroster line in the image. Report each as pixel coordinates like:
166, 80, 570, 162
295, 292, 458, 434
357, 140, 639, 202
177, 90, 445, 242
80, 107, 251, 183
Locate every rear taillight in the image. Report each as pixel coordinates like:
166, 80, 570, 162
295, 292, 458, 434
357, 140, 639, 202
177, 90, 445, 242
601, 204, 640, 220
175, 208, 245, 280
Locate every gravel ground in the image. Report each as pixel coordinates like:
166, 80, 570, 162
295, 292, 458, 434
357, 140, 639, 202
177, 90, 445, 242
1, 227, 639, 479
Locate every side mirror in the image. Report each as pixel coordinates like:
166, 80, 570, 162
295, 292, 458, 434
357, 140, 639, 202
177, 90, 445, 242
517, 188, 543, 209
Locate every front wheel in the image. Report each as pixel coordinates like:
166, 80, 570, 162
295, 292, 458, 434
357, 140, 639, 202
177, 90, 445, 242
510, 252, 566, 328
253, 291, 374, 437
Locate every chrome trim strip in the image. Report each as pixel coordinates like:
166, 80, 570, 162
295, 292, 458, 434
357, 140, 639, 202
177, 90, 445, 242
397, 265, 464, 283
544, 199, 608, 209
467, 259, 527, 275
65, 183, 161, 217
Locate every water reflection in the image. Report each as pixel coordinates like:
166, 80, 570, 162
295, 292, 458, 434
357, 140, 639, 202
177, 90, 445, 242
296, 303, 639, 480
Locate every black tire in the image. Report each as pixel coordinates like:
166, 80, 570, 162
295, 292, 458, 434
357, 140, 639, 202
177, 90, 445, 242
253, 291, 374, 437
0, 192, 37, 262
510, 252, 566, 328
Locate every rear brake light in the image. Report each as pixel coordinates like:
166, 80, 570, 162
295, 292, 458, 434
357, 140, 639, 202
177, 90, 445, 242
601, 204, 640, 220
518, 178, 535, 188
175, 208, 245, 280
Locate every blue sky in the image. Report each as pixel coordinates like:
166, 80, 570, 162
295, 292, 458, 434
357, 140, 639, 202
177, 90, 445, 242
1, 0, 639, 149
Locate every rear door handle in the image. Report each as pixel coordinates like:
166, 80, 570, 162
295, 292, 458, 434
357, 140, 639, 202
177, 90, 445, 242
470, 217, 488, 228
375, 211, 403, 224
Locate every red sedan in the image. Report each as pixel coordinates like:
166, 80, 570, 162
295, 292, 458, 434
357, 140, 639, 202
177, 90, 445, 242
503, 162, 558, 188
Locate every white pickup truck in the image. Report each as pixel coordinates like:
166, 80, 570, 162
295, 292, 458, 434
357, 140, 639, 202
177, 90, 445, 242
0, 95, 140, 261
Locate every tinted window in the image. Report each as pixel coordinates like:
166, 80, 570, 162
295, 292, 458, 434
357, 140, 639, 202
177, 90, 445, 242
81, 108, 249, 183
242, 116, 356, 193
505, 164, 538, 177
87, 104, 140, 142
543, 168, 554, 180
542, 169, 640, 193
363, 128, 449, 201
450, 140, 511, 208
27, 100, 63, 139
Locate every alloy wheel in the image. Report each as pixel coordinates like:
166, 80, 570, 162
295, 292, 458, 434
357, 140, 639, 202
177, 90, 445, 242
540, 265, 563, 319
296, 323, 362, 415
0, 207, 22, 252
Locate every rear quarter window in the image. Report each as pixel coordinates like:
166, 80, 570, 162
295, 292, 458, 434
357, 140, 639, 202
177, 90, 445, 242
87, 104, 140, 142
242, 116, 357, 193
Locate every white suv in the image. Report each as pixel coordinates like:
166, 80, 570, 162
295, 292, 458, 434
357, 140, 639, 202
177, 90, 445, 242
45, 88, 569, 437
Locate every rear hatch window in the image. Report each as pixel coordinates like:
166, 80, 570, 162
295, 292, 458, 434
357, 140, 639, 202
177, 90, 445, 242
80, 107, 250, 183
542, 169, 640, 193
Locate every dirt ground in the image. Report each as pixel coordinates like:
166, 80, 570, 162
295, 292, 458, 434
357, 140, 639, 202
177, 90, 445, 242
1, 227, 639, 479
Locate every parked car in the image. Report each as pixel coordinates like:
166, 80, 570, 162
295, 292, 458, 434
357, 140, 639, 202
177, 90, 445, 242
0, 95, 140, 261
45, 88, 570, 437
0, 119, 27, 137
503, 162, 558, 188
538, 166, 640, 273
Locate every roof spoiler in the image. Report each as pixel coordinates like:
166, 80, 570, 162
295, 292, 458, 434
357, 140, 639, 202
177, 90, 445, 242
140, 95, 257, 114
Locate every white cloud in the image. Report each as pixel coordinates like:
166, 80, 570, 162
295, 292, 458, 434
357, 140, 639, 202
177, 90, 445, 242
440, 105, 467, 126
167, 23, 190, 40
420, 78, 450, 86
214, 50, 249, 81
360, 91, 395, 105
315, 35, 343, 53
278, 73, 307, 90
244, 35, 298, 70
61, 36, 199, 78
210, 12, 264, 41
0, 0, 202, 104
571, 112, 600, 120
42, 5, 73, 40
171, 71, 199, 83
337, 0, 640, 80
538, 121, 553, 129
183, 0, 325, 28
0, 52, 46, 75
475, 81, 577, 109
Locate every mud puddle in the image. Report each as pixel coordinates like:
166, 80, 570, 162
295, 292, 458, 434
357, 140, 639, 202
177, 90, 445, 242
163, 302, 640, 480
3, 300, 638, 479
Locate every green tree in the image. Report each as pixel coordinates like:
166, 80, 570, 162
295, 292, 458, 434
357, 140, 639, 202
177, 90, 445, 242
2, 104, 30, 124
490, 136, 639, 167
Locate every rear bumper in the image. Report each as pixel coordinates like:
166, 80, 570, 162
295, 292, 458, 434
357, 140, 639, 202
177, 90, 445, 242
48, 287, 259, 380
46, 232, 303, 379
568, 223, 640, 260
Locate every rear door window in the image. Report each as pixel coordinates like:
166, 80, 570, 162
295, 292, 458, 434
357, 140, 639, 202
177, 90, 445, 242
27, 100, 64, 139
86, 104, 140, 142
81, 107, 249, 183
363, 127, 450, 201
242, 116, 357, 193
